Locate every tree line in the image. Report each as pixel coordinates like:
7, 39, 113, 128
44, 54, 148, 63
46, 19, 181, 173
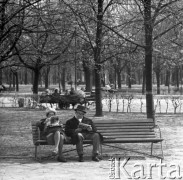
0, 0, 183, 117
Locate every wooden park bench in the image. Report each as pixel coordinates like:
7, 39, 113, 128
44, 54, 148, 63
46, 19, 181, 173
31, 87, 55, 93
31, 118, 164, 160
0, 85, 15, 92
39, 94, 86, 109
84, 91, 96, 106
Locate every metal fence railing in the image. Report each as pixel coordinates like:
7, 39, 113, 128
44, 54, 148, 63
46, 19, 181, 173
1, 92, 183, 113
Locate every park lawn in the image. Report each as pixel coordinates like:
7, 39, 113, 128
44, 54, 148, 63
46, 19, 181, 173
0, 107, 182, 161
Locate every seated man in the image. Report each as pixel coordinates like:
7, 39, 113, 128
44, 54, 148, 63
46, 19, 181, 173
69, 87, 76, 95
41, 89, 50, 96
52, 88, 60, 96
0, 84, 6, 92
75, 87, 86, 98
37, 107, 67, 162
52, 88, 60, 109
65, 105, 103, 162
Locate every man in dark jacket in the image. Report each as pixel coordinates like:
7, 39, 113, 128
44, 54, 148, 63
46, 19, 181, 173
65, 105, 102, 162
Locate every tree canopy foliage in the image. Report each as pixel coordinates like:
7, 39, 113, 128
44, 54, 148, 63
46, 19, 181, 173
0, 0, 183, 117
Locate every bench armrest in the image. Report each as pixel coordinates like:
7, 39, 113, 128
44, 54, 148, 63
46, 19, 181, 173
37, 127, 41, 140
153, 124, 162, 139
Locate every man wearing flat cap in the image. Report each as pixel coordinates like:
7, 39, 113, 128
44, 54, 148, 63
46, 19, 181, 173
65, 104, 102, 162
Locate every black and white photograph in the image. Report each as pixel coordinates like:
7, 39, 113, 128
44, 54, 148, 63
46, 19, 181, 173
0, 0, 183, 179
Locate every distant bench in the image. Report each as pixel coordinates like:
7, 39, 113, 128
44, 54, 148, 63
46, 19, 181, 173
39, 94, 85, 109
39, 91, 96, 108
0, 86, 15, 92
31, 87, 55, 93
31, 118, 164, 160
85, 91, 95, 105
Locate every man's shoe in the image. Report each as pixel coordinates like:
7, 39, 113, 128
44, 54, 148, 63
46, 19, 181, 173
78, 155, 84, 162
57, 157, 67, 162
92, 156, 100, 162
52, 149, 58, 156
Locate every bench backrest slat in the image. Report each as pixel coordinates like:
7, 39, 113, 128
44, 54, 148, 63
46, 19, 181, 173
97, 126, 153, 129
98, 129, 153, 132
103, 135, 156, 138
95, 123, 154, 126
101, 131, 155, 135
31, 122, 39, 145
31, 120, 158, 143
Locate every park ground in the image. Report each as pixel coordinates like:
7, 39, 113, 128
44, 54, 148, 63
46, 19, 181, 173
0, 107, 183, 180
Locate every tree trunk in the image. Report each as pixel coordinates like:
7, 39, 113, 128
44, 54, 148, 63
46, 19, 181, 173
116, 58, 122, 89
32, 68, 40, 94
114, 64, 117, 89
94, 63, 103, 116
175, 65, 179, 88
15, 72, 19, 92
127, 65, 131, 88
156, 70, 160, 94
180, 65, 183, 95
84, 67, 92, 92
137, 69, 141, 84
94, 0, 103, 117
58, 64, 61, 92
165, 69, 170, 86
0, 69, 2, 84
9, 71, 12, 88
61, 66, 66, 92
109, 69, 113, 85
117, 69, 121, 89
83, 60, 92, 92
24, 67, 28, 85
53, 66, 57, 84
144, 0, 154, 118
31, 70, 34, 84
44, 66, 50, 89
13, 73, 15, 88
142, 65, 146, 94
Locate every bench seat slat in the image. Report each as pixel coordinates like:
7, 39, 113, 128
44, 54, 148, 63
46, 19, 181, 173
35, 138, 163, 146
97, 126, 154, 129
95, 122, 154, 125
102, 134, 156, 138
103, 138, 163, 143
94, 120, 154, 123
101, 132, 155, 135
98, 129, 153, 132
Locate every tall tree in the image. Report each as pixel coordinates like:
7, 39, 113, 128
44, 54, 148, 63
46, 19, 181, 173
100, 0, 183, 118
15, 1, 74, 94
94, 0, 104, 116
143, 0, 154, 118
0, 0, 41, 85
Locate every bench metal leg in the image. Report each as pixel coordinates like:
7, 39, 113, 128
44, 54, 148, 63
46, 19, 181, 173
62, 144, 92, 154
102, 143, 163, 159
151, 142, 164, 159
100, 144, 103, 156
35, 145, 42, 161
151, 143, 153, 155
35, 145, 38, 159
160, 141, 164, 159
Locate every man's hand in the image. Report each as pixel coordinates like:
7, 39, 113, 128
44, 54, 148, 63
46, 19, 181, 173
87, 126, 92, 131
75, 128, 82, 133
